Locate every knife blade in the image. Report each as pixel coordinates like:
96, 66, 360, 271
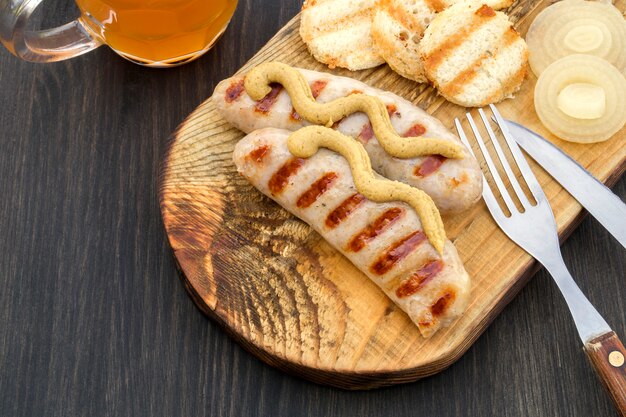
502, 119, 626, 249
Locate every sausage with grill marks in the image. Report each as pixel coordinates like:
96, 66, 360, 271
216, 67, 483, 213
233, 128, 470, 338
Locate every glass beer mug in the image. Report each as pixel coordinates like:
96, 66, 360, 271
0, 0, 238, 66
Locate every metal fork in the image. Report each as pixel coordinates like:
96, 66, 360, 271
455, 105, 626, 414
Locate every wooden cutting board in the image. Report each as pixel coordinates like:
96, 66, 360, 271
158, 0, 626, 389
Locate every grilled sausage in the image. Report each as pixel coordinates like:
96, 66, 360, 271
216, 67, 483, 213
233, 128, 470, 337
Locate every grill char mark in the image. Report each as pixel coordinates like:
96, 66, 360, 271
310, 80, 328, 99
290, 108, 302, 121
225, 79, 245, 103
358, 123, 374, 142
371, 231, 427, 276
431, 291, 455, 317
289, 79, 329, 119
402, 124, 448, 177
268, 158, 305, 195
255, 83, 283, 114
424, 0, 447, 12
386, 104, 400, 118
441, 25, 521, 98
347, 208, 404, 252
422, 8, 496, 72
403, 123, 427, 137
297, 173, 339, 208
325, 193, 366, 229
395, 260, 444, 298
476, 4, 495, 17
415, 155, 447, 177
384, 0, 430, 32
247, 145, 271, 164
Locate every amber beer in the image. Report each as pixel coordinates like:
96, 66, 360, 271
75, 0, 238, 66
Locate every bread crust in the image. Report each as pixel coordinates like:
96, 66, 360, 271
420, 3, 528, 107
370, 0, 515, 84
300, 0, 384, 71
371, 0, 435, 82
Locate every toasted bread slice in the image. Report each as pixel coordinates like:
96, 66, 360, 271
438, 0, 514, 11
420, 3, 528, 107
371, 0, 435, 82
300, 0, 384, 71
371, 0, 515, 83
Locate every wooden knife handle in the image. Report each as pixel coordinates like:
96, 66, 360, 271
584, 331, 626, 416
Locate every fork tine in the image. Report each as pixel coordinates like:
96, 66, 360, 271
490, 104, 548, 203
465, 113, 519, 214
478, 108, 532, 210
455, 118, 486, 188
455, 118, 511, 223
454, 118, 476, 158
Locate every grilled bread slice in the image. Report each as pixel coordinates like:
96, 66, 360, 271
371, 0, 435, 82
371, 0, 516, 83
438, 0, 514, 10
300, 0, 385, 70
420, 3, 528, 107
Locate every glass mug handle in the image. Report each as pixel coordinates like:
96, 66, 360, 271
0, 0, 100, 62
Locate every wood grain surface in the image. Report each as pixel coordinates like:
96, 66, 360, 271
0, 0, 625, 415
159, 0, 625, 389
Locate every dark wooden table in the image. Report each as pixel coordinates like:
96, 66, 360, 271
1, 1, 624, 416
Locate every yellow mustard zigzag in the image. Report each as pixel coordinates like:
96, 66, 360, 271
288, 126, 446, 255
244, 61, 465, 160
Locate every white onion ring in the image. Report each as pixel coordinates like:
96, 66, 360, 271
534, 55, 626, 143
526, 0, 626, 76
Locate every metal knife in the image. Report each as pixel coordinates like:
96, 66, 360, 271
502, 119, 626, 249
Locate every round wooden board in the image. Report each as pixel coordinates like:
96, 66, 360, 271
158, 103, 498, 389
158, 0, 626, 390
